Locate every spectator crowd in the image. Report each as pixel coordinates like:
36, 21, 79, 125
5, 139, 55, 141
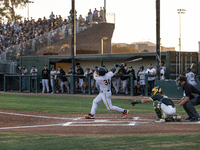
0, 7, 107, 60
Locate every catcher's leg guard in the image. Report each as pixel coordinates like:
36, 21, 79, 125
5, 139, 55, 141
153, 101, 164, 119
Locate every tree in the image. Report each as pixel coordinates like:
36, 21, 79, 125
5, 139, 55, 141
112, 44, 140, 53
0, 0, 30, 21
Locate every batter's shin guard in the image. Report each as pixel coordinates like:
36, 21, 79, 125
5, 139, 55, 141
153, 101, 164, 119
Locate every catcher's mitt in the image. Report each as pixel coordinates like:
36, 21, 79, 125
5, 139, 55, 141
130, 100, 137, 107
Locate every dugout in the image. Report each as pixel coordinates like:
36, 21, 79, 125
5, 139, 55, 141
3, 51, 198, 98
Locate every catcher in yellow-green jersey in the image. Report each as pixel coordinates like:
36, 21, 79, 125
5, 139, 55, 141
131, 86, 180, 123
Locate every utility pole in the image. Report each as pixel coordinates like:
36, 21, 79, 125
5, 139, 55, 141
71, 0, 76, 93
177, 9, 186, 74
156, 0, 160, 80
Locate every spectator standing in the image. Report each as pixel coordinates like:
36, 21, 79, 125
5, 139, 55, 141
30, 65, 38, 93
50, 67, 57, 94
146, 63, 156, 95
84, 68, 94, 94
103, 7, 106, 23
117, 65, 128, 94
49, 12, 55, 21
161, 61, 166, 72
42, 65, 50, 93
138, 66, 146, 96
20, 65, 27, 90
77, 65, 85, 93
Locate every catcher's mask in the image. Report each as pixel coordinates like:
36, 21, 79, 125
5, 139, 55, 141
176, 76, 187, 88
96, 67, 108, 76
152, 86, 162, 96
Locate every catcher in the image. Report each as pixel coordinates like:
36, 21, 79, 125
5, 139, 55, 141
130, 86, 180, 123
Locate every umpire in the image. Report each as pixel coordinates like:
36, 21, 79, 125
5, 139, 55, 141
175, 76, 200, 121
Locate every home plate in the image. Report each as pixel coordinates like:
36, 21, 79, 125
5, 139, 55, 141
63, 122, 72, 126
129, 122, 136, 126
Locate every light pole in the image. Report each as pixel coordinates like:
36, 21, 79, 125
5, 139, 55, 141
101, 37, 108, 66
27, 0, 34, 20
177, 9, 186, 74
101, 37, 108, 54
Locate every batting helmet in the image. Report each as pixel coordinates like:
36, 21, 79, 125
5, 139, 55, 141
96, 67, 108, 76
186, 67, 191, 72
152, 86, 162, 96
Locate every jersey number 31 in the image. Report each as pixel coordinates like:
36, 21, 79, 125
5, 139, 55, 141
103, 79, 110, 85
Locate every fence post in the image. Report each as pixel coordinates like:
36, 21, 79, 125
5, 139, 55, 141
88, 75, 91, 95
36, 76, 38, 93
4, 75, 6, 92
29, 76, 31, 93
70, 75, 74, 94
19, 76, 22, 92
130, 74, 134, 96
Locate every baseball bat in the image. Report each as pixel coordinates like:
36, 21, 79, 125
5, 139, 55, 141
190, 63, 194, 69
115, 58, 143, 66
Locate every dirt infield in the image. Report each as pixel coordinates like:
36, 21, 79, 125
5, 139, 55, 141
0, 109, 200, 135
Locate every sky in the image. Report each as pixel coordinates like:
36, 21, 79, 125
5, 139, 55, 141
15, 0, 200, 52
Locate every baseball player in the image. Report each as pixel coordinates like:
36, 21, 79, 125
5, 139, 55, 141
59, 68, 69, 93
186, 67, 197, 86
111, 68, 119, 94
131, 86, 179, 123
160, 67, 165, 80
20, 65, 28, 90
50, 67, 57, 94
117, 65, 128, 94
42, 65, 50, 93
138, 66, 146, 96
175, 76, 200, 121
76, 65, 85, 93
146, 63, 156, 95
30, 65, 38, 93
127, 66, 137, 95
85, 66, 129, 119
84, 68, 94, 94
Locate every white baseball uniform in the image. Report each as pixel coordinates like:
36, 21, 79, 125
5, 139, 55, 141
50, 70, 57, 91
138, 70, 146, 85
90, 71, 125, 115
160, 68, 165, 80
186, 71, 197, 86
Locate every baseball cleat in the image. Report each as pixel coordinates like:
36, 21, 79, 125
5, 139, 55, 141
122, 110, 129, 118
155, 118, 165, 123
85, 113, 95, 119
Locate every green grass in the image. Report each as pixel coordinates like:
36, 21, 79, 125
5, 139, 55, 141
0, 132, 200, 150
0, 94, 199, 115
0, 94, 200, 149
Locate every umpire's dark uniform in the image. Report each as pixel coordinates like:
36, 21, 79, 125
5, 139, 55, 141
181, 77, 200, 121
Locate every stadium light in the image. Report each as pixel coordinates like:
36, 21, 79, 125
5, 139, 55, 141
27, 0, 34, 20
177, 9, 186, 74
101, 37, 108, 54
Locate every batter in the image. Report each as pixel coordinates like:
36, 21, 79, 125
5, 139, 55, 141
85, 66, 129, 119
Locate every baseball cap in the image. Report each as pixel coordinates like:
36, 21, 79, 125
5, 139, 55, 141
148, 63, 152, 66
86, 67, 90, 70
129, 66, 132, 68
95, 66, 98, 68
76, 62, 80, 65
32, 65, 35, 67
44, 64, 47, 67
119, 64, 123, 67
